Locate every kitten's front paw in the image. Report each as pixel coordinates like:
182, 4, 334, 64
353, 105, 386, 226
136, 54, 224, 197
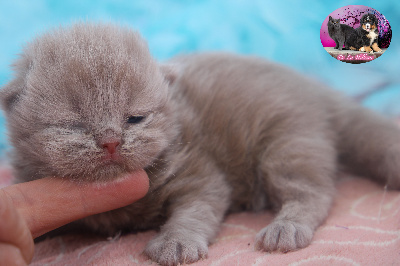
145, 232, 208, 266
255, 220, 313, 252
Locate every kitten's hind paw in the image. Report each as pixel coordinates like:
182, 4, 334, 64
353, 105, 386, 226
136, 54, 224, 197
255, 220, 313, 253
145, 232, 208, 266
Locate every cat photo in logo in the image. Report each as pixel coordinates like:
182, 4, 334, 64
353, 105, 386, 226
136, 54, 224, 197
327, 16, 355, 51
320, 5, 392, 64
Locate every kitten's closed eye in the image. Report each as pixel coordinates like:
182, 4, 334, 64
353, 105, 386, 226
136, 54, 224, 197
127, 115, 145, 124
70, 122, 88, 131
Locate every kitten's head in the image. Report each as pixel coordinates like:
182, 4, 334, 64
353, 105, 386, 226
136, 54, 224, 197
0, 23, 177, 182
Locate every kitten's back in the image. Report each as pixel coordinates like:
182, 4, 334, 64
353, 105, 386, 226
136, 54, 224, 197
170, 53, 400, 189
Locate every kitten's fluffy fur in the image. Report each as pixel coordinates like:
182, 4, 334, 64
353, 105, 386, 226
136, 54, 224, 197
2, 24, 400, 265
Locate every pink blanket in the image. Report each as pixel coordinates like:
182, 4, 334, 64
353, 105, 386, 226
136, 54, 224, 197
1, 168, 400, 265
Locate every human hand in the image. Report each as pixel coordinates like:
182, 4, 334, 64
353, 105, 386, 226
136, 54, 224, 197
0, 171, 149, 265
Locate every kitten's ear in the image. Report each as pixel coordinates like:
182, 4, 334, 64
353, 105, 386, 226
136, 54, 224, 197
1, 54, 31, 113
0, 79, 24, 113
329, 16, 333, 21
160, 64, 180, 85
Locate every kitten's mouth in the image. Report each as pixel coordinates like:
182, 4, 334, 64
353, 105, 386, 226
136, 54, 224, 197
101, 153, 121, 162
83, 155, 132, 182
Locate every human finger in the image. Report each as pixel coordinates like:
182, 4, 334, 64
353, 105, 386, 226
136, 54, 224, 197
0, 243, 29, 266
0, 191, 34, 264
2, 170, 149, 238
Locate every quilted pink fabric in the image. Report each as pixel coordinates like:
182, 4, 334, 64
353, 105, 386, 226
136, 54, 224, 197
1, 169, 399, 265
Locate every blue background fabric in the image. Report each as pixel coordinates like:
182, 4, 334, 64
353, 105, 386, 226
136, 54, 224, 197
0, 0, 399, 154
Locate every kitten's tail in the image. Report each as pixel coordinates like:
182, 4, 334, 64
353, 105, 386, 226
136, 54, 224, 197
336, 104, 400, 189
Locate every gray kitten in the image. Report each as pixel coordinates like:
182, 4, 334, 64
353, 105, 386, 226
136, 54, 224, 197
1, 23, 400, 265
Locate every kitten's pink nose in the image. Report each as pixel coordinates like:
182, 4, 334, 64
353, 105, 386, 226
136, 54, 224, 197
102, 141, 120, 154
